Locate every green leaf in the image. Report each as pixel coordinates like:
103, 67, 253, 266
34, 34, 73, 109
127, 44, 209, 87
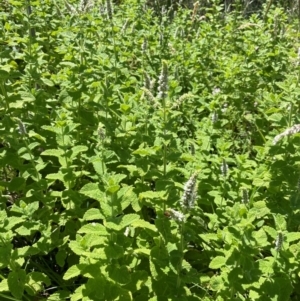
286, 232, 300, 243
19, 91, 35, 102
85, 276, 105, 300
46, 290, 70, 301
41, 149, 64, 157
83, 208, 105, 221
133, 147, 158, 156
104, 244, 124, 259
209, 256, 226, 269
80, 183, 105, 203
252, 228, 269, 247
5, 216, 25, 230
8, 177, 25, 191
41, 78, 54, 86
263, 226, 277, 239
77, 223, 108, 235
8, 270, 26, 299
131, 219, 157, 232
200, 233, 220, 243
63, 264, 85, 280
263, 275, 293, 301
104, 214, 140, 231
0, 244, 12, 268
249, 201, 270, 219
15, 222, 40, 236
267, 113, 283, 122
90, 157, 106, 176
257, 257, 274, 274
107, 265, 131, 284
69, 145, 88, 159
55, 249, 67, 267
210, 275, 225, 291
139, 191, 167, 201
15, 246, 39, 257
0, 279, 8, 292
133, 248, 151, 256
71, 284, 84, 301
26, 272, 51, 294
273, 214, 287, 230
68, 241, 85, 256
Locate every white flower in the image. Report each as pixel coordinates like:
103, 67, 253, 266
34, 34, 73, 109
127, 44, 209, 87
211, 111, 218, 123
16, 118, 27, 136
242, 189, 249, 204
142, 38, 148, 53
124, 227, 130, 237
273, 124, 300, 145
275, 232, 284, 251
165, 209, 185, 223
157, 60, 168, 99
212, 87, 221, 95
106, 0, 113, 20
220, 159, 228, 176
221, 103, 228, 113
181, 172, 199, 210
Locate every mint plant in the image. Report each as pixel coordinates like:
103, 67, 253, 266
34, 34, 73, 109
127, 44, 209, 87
1, 1, 300, 300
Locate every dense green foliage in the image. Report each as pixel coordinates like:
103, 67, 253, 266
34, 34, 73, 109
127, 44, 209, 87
1, 0, 300, 300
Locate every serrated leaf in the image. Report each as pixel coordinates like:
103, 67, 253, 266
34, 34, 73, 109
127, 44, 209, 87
78, 223, 108, 235
15, 246, 39, 256
200, 233, 220, 242
8, 270, 26, 299
41, 125, 62, 134
41, 149, 64, 157
209, 256, 226, 269
107, 265, 131, 284
118, 164, 139, 175
83, 208, 105, 221
105, 214, 140, 231
252, 228, 269, 247
134, 248, 151, 256
20, 91, 35, 102
28, 130, 47, 142
210, 275, 224, 291
104, 244, 124, 259
118, 188, 135, 212
132, 147, 157, 156
5, 216, 24, 230
286, 232, 300, 243
131, 219, 157, 232
63, 264, 85, 280
257, 257, 274, 274
267, 113, 283, 122
90, 157, 106, 176
69, 145, 88, 159
60, 61, 77, 67
27, 272, 51, 293
68, 241, 85, 256
56, 249, 67, 267
0, 279, 8, 292
80, 183, 105, 203
273, 214, 287, 230
83, 249, 106, 259
0, 243, 12, 267
70, 284, 84, 301
139, 191, 167, 201
8, 177, 25, 191
46, 290, 70, 301
41, 78, 54, 86
15, 222, 40, 236
263, 226, 277, 239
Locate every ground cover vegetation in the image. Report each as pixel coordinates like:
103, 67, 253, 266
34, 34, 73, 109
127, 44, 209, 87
1, 0, 300, 300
